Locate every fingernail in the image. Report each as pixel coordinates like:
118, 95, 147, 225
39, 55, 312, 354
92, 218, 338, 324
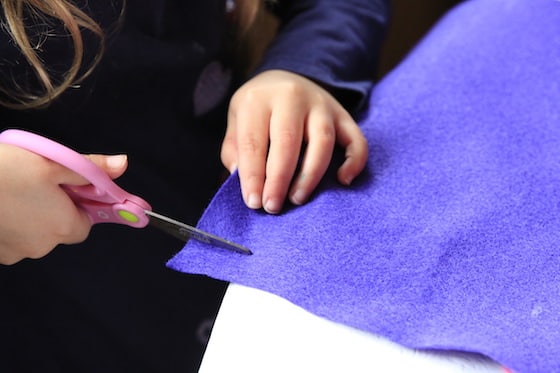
264, 198, 281, 214
229, 163, 238, 174
340, 173, 354, 186
290, 189, 306, 205
247, 193, 261, 209
107, 154, 127, 169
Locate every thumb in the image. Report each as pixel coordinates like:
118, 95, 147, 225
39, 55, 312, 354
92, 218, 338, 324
85, 154, 128, 179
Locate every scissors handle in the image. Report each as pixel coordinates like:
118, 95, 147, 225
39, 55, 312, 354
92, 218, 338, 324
0, 129, 151, 228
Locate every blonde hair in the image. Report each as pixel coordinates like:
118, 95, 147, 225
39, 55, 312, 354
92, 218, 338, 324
0, 0, 277, 109
0, 0, 105, 109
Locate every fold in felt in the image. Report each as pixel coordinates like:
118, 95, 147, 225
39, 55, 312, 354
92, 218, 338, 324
168, 0, 560, 371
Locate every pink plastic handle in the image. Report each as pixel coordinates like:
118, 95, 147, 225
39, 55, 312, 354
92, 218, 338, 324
0, 129, 151, 228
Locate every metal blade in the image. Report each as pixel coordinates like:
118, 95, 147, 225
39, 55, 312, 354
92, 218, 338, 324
145, 210, 252, 255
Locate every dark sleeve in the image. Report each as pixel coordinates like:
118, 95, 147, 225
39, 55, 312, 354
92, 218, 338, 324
254, 0, 390, 113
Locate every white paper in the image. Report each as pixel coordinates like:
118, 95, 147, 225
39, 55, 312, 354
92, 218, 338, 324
200, 284, 506, 373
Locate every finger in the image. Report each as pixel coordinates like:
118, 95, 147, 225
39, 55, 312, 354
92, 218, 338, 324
48, 156, 121, 242
262, 102, 306, 214
4, 201, 91, 264
50, 154, 128, 187
220, 117, 239, 174
45, 172, 95, 243
21, 179, 94, 259
85, 154, 128, 179
334, 111, 369, 185
234, 100, 271, 210
28, 206, 92, 258
289, 109, 336, 205
56, 207, 92, 245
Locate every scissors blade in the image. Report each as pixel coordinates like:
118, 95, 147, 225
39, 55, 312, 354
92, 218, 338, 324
144, 210, 252, 255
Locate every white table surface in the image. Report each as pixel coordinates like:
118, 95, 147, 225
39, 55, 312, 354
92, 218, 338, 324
199, 284, 507, 373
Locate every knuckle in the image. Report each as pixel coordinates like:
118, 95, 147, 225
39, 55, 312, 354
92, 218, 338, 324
349, 139, 369, 166
27, 243, 57, 260
307, 118, 335, 147
245, 173, 264, 185
239, 136, 264, 155
275, 129, 300, 149
220, 146, 232, 164
358, 133, 369, 152
318, 124, 336, 145
56, 214, 91, 244
221, 134, 236, 152
282, 80, 304, 96
231, 86, 261, 107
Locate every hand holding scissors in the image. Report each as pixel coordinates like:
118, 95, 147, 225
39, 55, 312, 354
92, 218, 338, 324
0, 129, 252, 262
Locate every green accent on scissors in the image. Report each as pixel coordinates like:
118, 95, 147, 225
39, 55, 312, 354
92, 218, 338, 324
118, 210, 139, 223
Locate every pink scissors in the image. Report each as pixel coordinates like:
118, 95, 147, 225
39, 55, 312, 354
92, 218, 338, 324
0, 129, 252, 255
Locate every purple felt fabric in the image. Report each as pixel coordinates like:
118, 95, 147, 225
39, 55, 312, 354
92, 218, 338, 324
168, 0, 560, 371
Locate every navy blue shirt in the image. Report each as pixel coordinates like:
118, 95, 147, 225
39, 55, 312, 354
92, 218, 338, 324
0, 0, 388, 371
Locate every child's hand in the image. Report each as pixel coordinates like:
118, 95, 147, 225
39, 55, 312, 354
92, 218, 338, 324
221, 69, 368, 214
0, 144, 127, 264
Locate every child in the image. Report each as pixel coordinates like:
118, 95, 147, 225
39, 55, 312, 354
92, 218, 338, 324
0, 0, 388, 371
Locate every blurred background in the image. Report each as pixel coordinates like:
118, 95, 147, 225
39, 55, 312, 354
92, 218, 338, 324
377, 0, 464, 78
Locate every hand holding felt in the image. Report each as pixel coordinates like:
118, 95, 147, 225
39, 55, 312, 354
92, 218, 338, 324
222, 69, 368, 214
168, 0, 560, 371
